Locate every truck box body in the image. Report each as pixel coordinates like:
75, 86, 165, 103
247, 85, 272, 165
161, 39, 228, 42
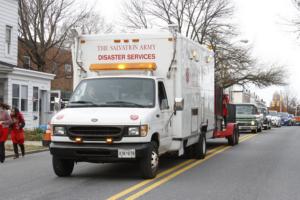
70, 31, 215, 142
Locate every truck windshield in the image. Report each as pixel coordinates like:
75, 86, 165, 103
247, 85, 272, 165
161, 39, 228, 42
68, 78, 155, 108
236, 105, 256, 115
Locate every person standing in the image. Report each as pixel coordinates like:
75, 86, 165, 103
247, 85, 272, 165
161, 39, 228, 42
10, 107, 25, 159
0, 103, 12, 163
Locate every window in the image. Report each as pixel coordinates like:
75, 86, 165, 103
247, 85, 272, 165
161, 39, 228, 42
50, 92, 60, 111
68, 78, 155, 108
5, 25, 12, 55
12, 84, 28, 111
64, 64, 72, 78
23, 56, 31, 69
158, 82, 169, 110
33, 87, 39, 112
12, 84, 19, 108
21, 85, 28, 111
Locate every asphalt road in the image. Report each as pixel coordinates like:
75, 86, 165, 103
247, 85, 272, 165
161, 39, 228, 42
0, 126, 299, 200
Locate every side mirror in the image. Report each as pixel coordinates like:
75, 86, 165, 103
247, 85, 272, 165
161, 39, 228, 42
174, 98, 184, 111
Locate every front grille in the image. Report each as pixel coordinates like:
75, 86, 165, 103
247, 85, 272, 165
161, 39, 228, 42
67, 126, 125, 141
238, 122, 251, 126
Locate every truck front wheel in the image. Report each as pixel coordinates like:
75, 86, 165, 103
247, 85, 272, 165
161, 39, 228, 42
52, 156, 74, 177
193, 133, 206, 159
139, 141, 159, 179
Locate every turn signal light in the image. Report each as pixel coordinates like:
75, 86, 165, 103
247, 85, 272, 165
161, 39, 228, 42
106, 138, 113, 144
75, 137, 82, 143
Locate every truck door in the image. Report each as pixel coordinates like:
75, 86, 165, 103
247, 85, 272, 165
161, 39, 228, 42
157, 81, 172, 152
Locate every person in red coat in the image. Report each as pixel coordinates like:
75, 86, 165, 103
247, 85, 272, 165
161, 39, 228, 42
222, 94, 230, 126
0, 103, 12, 163
10, 107, 25, 159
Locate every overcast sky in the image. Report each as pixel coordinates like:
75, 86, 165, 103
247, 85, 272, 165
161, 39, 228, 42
92, 0, 300, 105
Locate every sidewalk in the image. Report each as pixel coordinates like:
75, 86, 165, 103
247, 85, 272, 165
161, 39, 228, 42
5, 140, 48, 158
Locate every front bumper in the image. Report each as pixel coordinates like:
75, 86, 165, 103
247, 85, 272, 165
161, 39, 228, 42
50, 142, 150, 163
238, 125, 257, 131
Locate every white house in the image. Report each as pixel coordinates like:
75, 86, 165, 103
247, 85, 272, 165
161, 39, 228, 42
0, 0, 55, 129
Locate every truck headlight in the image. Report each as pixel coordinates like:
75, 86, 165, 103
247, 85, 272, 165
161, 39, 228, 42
251, 121, 255, 126
128, 127, 140, 136
128, 125, 148, 137
53, 126, 66, 136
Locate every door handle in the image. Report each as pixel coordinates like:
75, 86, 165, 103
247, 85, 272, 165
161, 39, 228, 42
156, 114, 160, 118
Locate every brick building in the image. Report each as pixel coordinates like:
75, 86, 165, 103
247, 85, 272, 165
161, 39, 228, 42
18, 38, 73, 111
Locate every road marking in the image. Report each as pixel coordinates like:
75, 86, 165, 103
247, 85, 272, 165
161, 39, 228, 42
107, 134, 253, 200
125, 134, 256, 200
107, 144, 229, 200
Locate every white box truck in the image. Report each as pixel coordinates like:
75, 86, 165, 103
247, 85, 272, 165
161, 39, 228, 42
50, 28, 237, 179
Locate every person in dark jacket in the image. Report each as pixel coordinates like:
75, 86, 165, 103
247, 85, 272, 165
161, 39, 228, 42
0, 103, 12, 163
10, 107, 25, 159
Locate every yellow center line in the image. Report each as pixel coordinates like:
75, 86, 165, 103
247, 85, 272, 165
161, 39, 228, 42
107, 145, 227, 200
107, 134, 253, 200
125, 134, 257, 200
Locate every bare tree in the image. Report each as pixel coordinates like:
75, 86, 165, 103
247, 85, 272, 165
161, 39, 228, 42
19, 0, 91, 72
122, 0, 151, 29
77, 11, 114, 34
121, 0, 286, 89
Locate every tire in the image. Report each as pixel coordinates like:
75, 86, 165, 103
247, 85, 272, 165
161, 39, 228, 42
52, 156, 74, 177
193, 133, 206, 159
252, 128, 257, 134
234, 127, 239, 145
140, 141, 159, 179
228, 127, 238, 146
258, 125, 262, 132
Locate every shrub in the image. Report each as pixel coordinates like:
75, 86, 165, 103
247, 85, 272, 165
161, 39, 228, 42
24, 128, 44, 141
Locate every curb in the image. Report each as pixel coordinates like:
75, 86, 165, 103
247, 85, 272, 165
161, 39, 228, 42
6, 148, 49, 158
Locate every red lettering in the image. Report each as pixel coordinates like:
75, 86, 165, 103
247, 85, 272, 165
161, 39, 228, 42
126, 54, 156, 60
98, 54, 126, 61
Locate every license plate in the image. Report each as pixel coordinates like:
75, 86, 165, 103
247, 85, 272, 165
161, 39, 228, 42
118, 149, 136, 158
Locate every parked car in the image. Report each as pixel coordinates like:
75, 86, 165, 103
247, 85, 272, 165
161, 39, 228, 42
278, 112, 292, 126
235, 103, 263, 133
258, 106, 272, 130
269, 110, 281, 127
295, 116, 300, 126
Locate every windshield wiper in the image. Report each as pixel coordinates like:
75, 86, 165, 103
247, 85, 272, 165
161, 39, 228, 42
68, 101, 105, 107
105, 101, 145, 108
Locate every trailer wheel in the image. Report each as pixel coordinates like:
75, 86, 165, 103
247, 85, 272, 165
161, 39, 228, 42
234, 127, 239, 145
52, 156, 74, 177
193, 133, 206, 159
139, 141, 159, 179
228, 130, 236, 146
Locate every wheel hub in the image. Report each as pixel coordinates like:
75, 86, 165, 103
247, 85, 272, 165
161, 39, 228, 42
151, 151, 159, 169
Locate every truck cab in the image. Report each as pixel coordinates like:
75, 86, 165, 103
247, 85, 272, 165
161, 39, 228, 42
235, 103, 263, 133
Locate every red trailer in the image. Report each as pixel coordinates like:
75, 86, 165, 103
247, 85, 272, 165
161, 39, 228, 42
213, 86, 239, 146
